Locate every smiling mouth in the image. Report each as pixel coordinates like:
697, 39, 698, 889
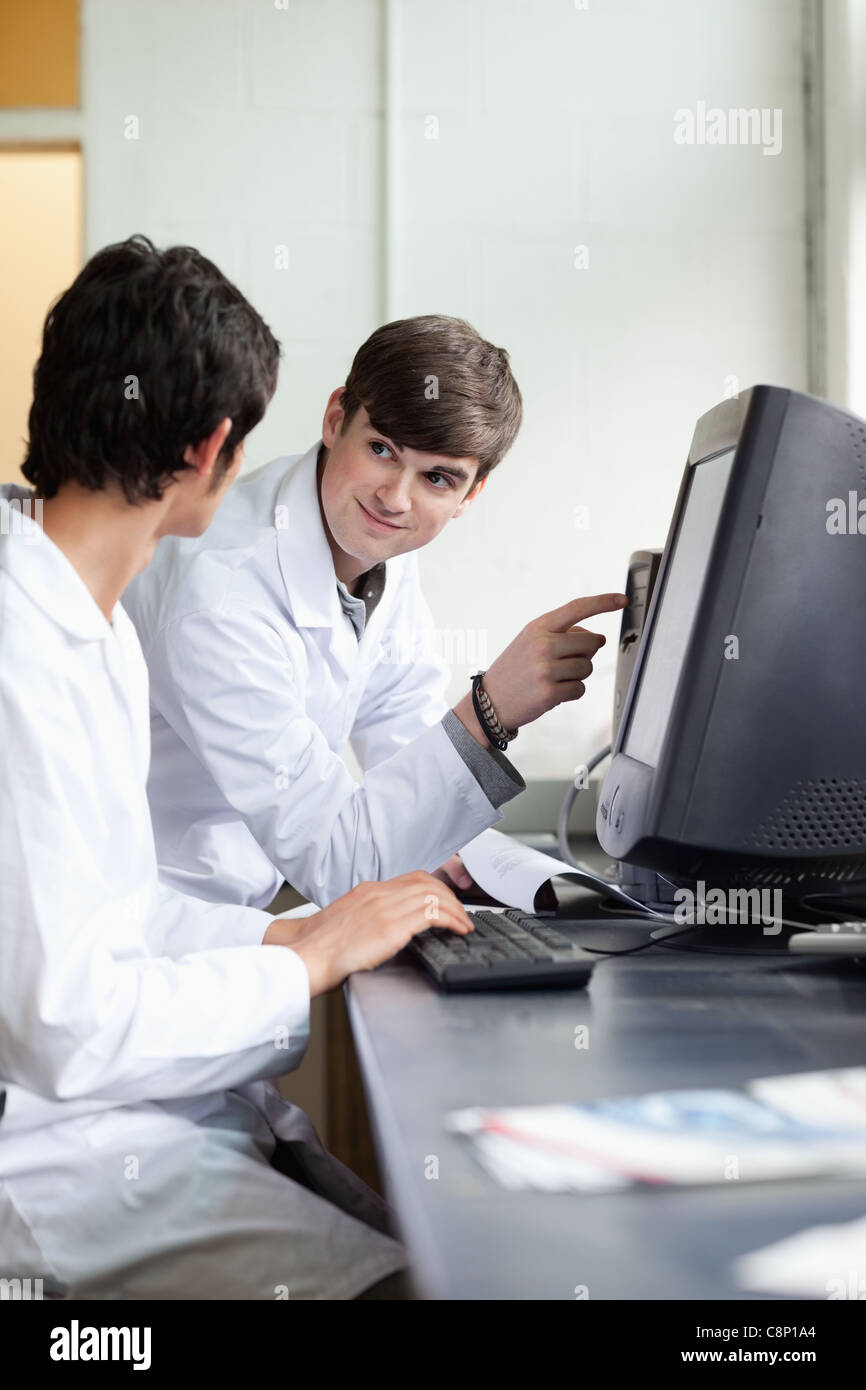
356, 498, 405, 532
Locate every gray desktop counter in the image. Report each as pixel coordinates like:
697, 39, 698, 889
346, 876, 866, 1300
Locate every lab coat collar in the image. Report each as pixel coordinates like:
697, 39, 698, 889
0, 521, 117, 642
275, 440, 361, 630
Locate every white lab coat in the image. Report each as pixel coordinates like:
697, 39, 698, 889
124, 442, 517, 909
0, 491, 404, 1298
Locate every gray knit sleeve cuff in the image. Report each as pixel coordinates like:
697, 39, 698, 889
441, 708, 525, 809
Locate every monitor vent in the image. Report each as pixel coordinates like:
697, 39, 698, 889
732, 862, 864, 888
846, 420, 866, 485
748, 777, 866, 851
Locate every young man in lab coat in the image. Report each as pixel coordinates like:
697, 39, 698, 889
0, 236, 473, 1300
125, 316, 626, 909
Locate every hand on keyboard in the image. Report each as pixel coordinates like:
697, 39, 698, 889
410, 910, 595, 991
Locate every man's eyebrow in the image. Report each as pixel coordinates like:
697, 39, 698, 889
365, 425, 472, 483
365, 423, 404, 455
427, 462, 472, 484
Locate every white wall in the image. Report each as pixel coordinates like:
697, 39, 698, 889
394, 0, 808, 774
824, 0, 866, 417
82, 0, 383, 462
82, 0, 810, 780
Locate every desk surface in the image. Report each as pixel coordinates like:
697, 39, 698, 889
346, 865, 866, 1300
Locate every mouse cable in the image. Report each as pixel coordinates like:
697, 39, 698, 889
556, 743, 611, 869
574, 898, 844, 958
575, 923, 703, 956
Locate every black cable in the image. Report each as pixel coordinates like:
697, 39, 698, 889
652, 937, 796, 958
573, 923, 704, 956
556, 743, 611, 869
555, 746, 866, 953
797, 891, 866, 921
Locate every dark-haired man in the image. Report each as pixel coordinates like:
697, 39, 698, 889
0, 238, 473, 1300
125, 315, 626, 909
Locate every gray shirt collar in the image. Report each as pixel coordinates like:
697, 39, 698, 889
336, 562, 387, 639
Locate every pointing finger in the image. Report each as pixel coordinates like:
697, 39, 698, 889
543, 593, 628, 633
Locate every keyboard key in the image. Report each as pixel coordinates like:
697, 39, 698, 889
408, 913, 594, 991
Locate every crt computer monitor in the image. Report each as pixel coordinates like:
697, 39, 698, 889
596, 384, 866, 906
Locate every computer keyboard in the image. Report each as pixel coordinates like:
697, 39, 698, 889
408, 909, 595, 991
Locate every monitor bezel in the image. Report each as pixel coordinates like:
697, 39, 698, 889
599, 384, 791, 861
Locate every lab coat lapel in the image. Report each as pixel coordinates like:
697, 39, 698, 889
328, 593, 360, 683
274, 442, 358, 685
274, 444, 334, 630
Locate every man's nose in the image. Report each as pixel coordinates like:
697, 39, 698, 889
376, 473, 412, 512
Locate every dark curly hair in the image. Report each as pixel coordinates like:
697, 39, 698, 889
22, 234, 281, 503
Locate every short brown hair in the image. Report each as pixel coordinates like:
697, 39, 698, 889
339, 315, 522, 486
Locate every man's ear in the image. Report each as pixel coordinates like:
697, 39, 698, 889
321, 388, 346, 447
452, 473, 487, 518
183, 417, 232, 482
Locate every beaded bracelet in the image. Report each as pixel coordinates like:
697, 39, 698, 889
470, 671, 518, 752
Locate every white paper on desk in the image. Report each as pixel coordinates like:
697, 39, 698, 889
734, 1215, 866, 1299
750, 1066, 866, 1129
459, 827, 646, 914
459, 828, 585, 912
447, 1067, 866, 1195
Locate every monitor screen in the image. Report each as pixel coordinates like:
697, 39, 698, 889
622, 448, 735, 768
